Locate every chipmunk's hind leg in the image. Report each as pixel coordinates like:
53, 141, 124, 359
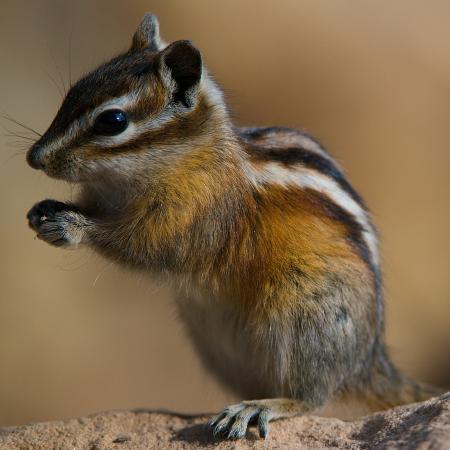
208, 398, 309, 439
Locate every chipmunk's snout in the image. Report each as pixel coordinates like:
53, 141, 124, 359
27, 142, 46, 170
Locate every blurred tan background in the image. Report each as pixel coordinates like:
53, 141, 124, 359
0, 0, 448, 427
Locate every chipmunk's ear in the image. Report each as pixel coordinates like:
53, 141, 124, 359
158, 40, 202, 108
131, 13, 162, 52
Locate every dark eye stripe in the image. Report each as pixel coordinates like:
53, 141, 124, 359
93, 109, 128, 136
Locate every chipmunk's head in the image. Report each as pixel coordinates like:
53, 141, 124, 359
27, 13, 226, 183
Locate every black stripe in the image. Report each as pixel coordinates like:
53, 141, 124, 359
238, 126, 295, 139
238, 127, 365, 208
263, 146, 365, 208
320, 190, 382, 319
239, 127, 367, 210
308, 189, 378, 285
238, 126, 329, 155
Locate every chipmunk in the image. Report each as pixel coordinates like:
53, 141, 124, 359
26, 13, 440, 439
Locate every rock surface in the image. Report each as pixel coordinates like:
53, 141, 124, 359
0, 393, 449, 449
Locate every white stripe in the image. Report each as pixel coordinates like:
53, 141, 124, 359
271, 131, 333, 161
88, 91, 177, 147
90, 109, 176, 148
245, 162, 379, 266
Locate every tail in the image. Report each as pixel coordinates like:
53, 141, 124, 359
361, 346, 445, 411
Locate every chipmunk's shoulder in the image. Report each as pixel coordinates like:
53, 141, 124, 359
235, 125, 379, 270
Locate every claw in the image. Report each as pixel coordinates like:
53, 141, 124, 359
207, 411, 226, 429
258, 408, 271, 438
209, 403, 274, 440
226, 406, 259, 439
212, 416, 231, 436
210, 403, 246, 437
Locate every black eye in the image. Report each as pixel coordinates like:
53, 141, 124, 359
93, 109, 128, 136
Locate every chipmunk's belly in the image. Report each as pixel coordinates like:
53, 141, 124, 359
176, 297, 285, 399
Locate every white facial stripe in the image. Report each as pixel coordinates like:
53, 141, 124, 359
89, 92, 141, 119
246, 162, 379, 266
38, 89, 177, 155
87, 92, 142, 147
37, 92, 142, 159
91, 108, 177, 148
86, 90, 183, 148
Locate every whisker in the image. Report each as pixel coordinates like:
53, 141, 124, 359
1, 124, 36, 142
2, 114, 42, 137
7, 144, 28, 151
92, 261, 115, 288
4, 132, 35, 142
42, 67, 64, 100
50, 49, 67, 96
68, 29, 73, 88
2, 149, 28, 165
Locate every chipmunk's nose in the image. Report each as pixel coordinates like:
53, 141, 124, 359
26, 143, 46, 170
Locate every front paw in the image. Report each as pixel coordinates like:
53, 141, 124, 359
27, 199, 86, 247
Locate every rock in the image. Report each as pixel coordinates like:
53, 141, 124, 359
0, 393, 448, 449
